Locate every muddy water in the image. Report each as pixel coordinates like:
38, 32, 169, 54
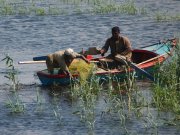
0, 0, 180, 134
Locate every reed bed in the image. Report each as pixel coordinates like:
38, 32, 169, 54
69, 64, 160, 134
1, 0, 180, 22
152, 38, 180, 115
0, 0, 145, 15
154, 11, 180, 22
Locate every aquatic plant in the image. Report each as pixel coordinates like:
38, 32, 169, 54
35, 8, 46, 15
5, 92, 25, 113
152, 38, 180, 114
51, 92, 63, 125
1, 54, 19, 90
92, 0, 138, 15
0, 0, 145, 16
35, 88, 45, 113
71, 71, 102, 133
2, 54, 25, 113
154, 11, 180, 22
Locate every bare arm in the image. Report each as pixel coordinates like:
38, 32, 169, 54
75, 54, 90, 64
100, 38, 110, 56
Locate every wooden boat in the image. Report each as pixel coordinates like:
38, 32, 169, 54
37, 38, 178, 86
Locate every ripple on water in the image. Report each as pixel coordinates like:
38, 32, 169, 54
0, 0, 180, 134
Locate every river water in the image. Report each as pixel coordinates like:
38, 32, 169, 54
0, 0, 179, 134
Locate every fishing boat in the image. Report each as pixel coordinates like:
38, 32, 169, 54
36, 38, 178, 86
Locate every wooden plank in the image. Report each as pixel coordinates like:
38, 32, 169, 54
137, 53, 167, 66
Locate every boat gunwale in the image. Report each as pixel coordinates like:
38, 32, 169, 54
37, 54, 167, 78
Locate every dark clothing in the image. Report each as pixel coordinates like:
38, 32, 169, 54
102, 36, 132, 61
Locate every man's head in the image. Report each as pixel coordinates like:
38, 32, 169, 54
112, 26, 120, 39
64, 48, 76, 59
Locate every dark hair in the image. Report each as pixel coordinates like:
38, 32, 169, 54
112, 26, 120, 33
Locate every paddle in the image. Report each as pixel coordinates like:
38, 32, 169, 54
18, 60, 46, 64
18, 60, 98, 64
114, 55, 155, 81
127, 61, 155, 81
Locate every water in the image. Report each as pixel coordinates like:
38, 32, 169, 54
0, 0, 180, 134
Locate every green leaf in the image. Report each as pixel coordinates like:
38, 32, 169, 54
4, 75, 10, 79
1, 57, 7, 61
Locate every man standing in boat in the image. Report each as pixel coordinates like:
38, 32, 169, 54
46, 48, 90, 76
100, 26, 132, 65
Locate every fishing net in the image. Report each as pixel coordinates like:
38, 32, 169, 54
69, 59, 96, 84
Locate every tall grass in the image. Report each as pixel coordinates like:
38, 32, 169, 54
50, 90, 63, 125
35, 88, 45, 113
2, 54, 19, 89
2, 54, 25, 113
152, 38, 180, 114
71, 72, 101, 133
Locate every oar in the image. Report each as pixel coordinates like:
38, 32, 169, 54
33, 56, 47, 61
127, 61, 155, 81
33, 47, 100, 61
18, 60, 98, 64
115, 55, 155, 81
18, 60, 46, 64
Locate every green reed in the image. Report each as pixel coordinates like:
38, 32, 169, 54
92, 0, 138, 15
5, 92, 25, 113
96, 66, 138, 134
152, 39, 180, 114
2, 54, 25, 113
71, 73, 100, 133
2, 0, 180, 21
154, 11, 180, 22
0, 0, 145, 16
50, 91, 63, 125
35, 88, 45, 113
33, 61, 159, 134
2, 54, 19, 89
